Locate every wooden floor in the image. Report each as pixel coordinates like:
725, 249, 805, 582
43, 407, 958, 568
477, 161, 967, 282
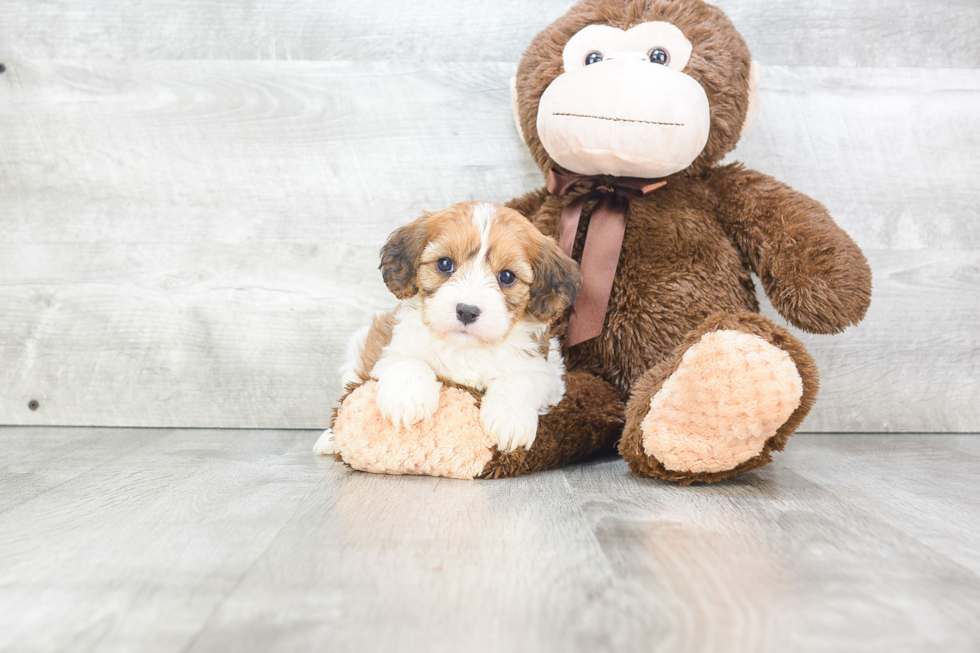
1, 429, 978, 652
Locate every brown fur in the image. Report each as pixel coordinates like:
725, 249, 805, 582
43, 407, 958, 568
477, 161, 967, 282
479, 371, 625, 479
704, 164, 872, 334
486, 0, 871, 482
352, 312, 397, 384
525, 237, 581, 323
379, 215, 428, 300
379, 202, 581, 325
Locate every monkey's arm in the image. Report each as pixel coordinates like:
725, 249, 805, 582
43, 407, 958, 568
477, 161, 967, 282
705, 163, 872, 334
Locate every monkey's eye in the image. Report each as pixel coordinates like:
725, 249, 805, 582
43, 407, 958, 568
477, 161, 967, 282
497, 270, 516, 286
648, 48, 669, 65
585, 51, 603, 65
436, 258, 455, 274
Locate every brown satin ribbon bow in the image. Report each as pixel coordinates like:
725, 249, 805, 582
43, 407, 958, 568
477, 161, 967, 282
547, 166, 666, 347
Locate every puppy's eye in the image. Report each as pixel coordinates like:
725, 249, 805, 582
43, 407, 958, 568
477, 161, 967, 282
497, 270, 516, 286
436, 258, 455, 274
585, 51, 603, 66
648, 48, 669, 65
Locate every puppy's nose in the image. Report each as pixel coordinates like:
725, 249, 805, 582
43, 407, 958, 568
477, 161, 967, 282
456, 303, 481, 325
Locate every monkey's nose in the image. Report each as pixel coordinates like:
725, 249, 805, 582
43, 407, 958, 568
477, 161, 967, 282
456, 303, 481, 325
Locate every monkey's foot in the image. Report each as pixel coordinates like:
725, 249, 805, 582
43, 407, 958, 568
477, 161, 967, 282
323, 380, 494, 479
321, 372, 625, 480
641, 329, 802, 473
620, 313, 817, 484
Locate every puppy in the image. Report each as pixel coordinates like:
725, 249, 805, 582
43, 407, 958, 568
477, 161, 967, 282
316, 201, 581, 455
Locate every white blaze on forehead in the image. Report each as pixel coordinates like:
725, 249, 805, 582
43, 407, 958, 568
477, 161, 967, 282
418, 203, 515, 346
471, 202, 496, 259
456, 204, 501, 297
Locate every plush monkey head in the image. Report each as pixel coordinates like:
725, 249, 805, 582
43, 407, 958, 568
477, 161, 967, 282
512, 0, 760, 178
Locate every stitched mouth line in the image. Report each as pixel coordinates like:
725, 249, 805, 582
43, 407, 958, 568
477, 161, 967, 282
552, 112, 684, 127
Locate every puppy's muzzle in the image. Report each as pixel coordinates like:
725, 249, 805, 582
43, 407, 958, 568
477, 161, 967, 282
456, 303, 481, 325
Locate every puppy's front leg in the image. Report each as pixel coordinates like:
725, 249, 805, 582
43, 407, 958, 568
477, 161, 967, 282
374, 357, 442, 429
480, 376, 547, 452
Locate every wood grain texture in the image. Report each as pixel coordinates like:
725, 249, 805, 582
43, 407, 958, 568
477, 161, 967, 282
0, 0, 977, 68
1, 428, 978, 652
729, 66, 980, 251
3, 62, 977, 249
8, 247, 973, 431
0, 428, 327, 653
0, 427, 151, 513
1, 58, 976, 429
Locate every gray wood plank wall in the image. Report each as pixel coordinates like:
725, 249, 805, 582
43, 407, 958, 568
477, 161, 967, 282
1, 1, 978, 430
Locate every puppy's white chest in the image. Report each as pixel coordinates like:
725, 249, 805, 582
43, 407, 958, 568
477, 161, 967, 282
423, 345, 498, 391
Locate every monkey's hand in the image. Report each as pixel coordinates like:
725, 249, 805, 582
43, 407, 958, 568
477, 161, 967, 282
707, 164, 872, 334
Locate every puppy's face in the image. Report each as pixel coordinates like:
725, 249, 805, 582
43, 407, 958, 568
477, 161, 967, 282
380, 202, 581, 346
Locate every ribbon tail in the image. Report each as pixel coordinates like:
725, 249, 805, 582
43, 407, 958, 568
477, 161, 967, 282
557, 194, 588, 256
565, 198, 627, 347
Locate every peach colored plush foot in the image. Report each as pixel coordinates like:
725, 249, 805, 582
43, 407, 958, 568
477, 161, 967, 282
331, 380, 494, 479
641, 330, 804, 474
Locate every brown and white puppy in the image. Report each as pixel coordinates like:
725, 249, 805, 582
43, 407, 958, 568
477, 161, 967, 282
318, 202, 581, 453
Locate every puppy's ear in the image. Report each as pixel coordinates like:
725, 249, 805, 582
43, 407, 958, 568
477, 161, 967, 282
380, 214, 428, 300
527, 237, 581, 323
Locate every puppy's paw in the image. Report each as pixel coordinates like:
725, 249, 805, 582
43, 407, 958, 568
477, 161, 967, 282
481, 399, 538, 452
376, 365, 442, 429
313, 429, 337, 455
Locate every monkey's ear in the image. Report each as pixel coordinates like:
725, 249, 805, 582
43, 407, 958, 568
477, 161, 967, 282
509, 76, 526, 143
527, 237, 582, 324
379, 215, 428, 300
741, 60, 762, 137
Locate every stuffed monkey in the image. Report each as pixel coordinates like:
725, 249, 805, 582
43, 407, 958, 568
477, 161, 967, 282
325, 0, 871, 484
